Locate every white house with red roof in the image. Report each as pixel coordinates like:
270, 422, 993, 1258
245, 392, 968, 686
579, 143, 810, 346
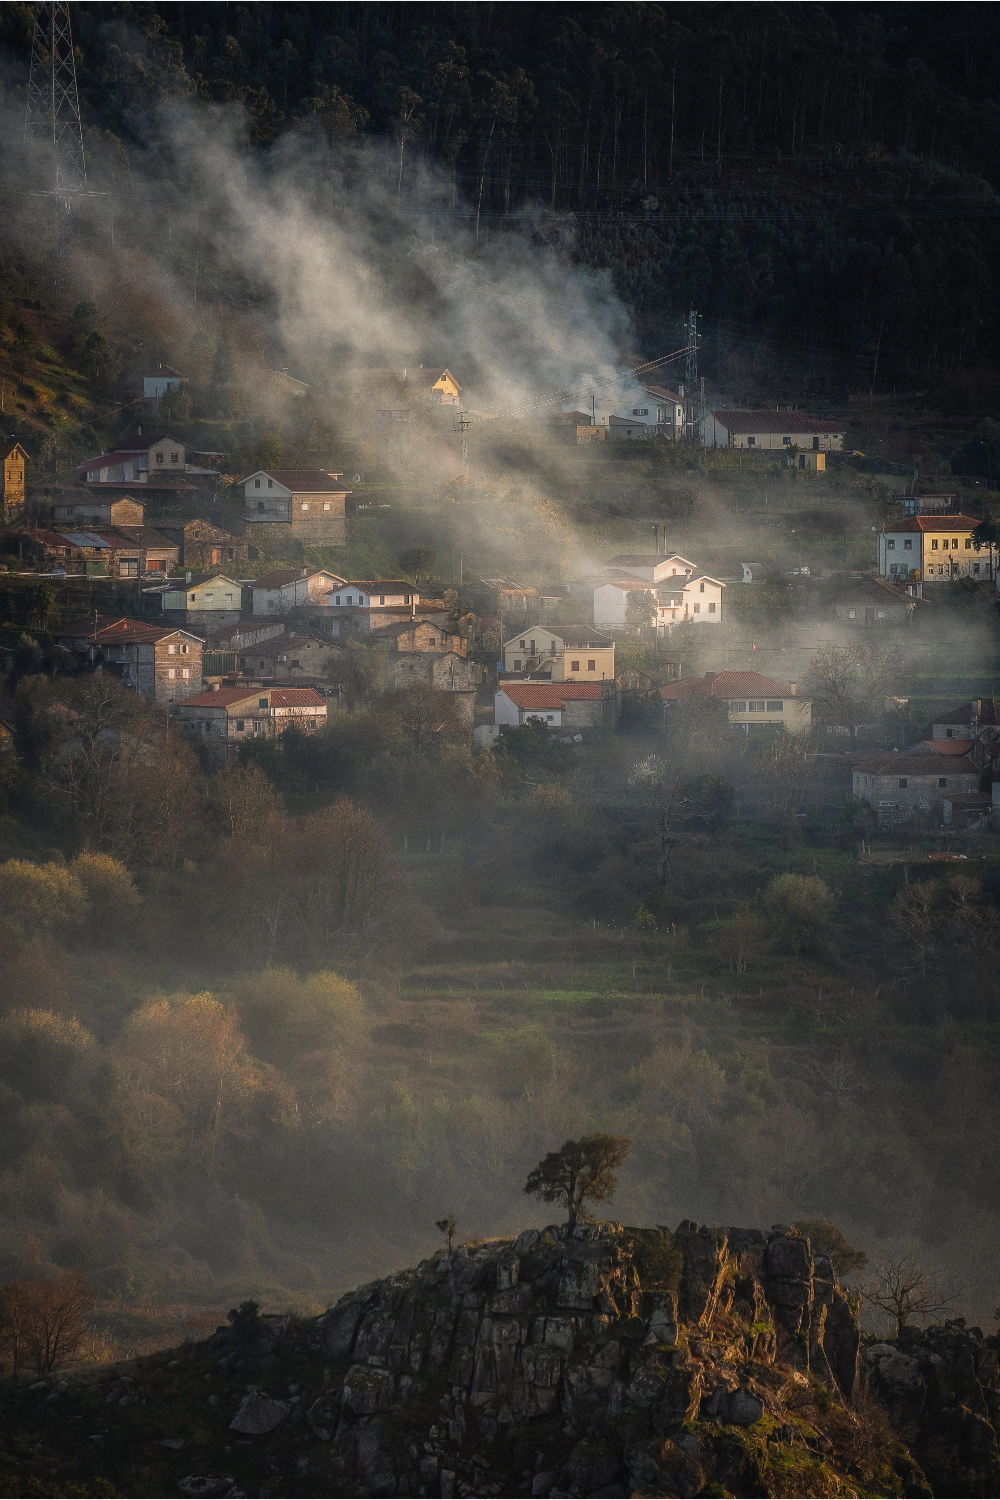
595, 554, 723, 632
659, 670, 811, 734
495, 682, 609, 729
700, 410, 845, 451
174, 685, 326, 750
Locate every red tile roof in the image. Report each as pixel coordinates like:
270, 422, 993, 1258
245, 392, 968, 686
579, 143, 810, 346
178, 690, 262, 708
709, 410, 846, 434
888, 515, 980, 533
659, 670, 797, 701
54, 617, 201, 645
854, 753, 979, 776
499, 683, 605, 709
270, 688, 326, 707
923, 739, 976, 755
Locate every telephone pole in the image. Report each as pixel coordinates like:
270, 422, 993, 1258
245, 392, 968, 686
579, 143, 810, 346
684, 309, 700, 439
25, 2, 90, 284
455, 408, 471, 481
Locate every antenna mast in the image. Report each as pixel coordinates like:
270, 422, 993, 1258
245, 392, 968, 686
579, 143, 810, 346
25, 2, 87, 280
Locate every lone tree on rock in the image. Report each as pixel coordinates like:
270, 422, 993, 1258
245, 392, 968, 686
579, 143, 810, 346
523, 1133, 632, 1230
435, 1214, 458, 1253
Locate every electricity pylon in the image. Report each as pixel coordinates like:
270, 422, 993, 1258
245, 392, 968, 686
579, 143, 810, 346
25, 2, 90, 282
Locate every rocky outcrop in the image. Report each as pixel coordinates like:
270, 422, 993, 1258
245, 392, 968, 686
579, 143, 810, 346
302, 1220, 938, 1497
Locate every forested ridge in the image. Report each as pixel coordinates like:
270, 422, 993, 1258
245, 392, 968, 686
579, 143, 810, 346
1, 2, 998, 393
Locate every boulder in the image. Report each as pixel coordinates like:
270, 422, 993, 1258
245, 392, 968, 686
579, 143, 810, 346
306, 1395, 340, 1441
561, 1436, 619, 1492
627, 1437, 704, 1498
320, 1297, 368, 1360
229, 1392, 290, 1435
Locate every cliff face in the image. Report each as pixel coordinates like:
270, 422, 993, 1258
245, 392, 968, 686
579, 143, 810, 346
301, 1219, 981, 1498
7, 1220, 1000, 1499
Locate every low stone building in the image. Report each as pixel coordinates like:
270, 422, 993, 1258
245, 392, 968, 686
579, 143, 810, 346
370, 619, 468, 657
174, 684, 326, 751
237, 631, 342, 680
155, 519, 248, 571
833, 577, 927, 627
853, 751, 981, 828
53, 616, 204, 706
52, 494, 145, 528
392, 652, 482, 724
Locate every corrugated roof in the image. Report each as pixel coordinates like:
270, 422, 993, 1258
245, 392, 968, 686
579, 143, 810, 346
660, 670, 797, 700
709, 410, 846, 434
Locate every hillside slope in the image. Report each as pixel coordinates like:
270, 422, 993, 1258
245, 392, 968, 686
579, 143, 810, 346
5, 1220, 999, 1499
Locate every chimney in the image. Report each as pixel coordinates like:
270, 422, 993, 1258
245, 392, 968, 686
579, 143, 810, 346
789, 681, 797, 695
211, 682, 220, 692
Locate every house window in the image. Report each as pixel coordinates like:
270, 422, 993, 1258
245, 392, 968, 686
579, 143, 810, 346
429, 636, 436, 645
732, 701, 747, 711
943, 540, 950, 550
380, 595, 386, 605
301, 502, 309, 511
513, 660, 522, 670
167, 668, 176, 679
887, 540, 895, 549
226, 548, 234, 560
931, 539, 939, 549
324, 502, 331, 511
904, 539, 913, 549
767, 701, 784, 711
708, 602, 716, 612
347, 596, 354, 605
182, 668, 190, 679
974, 563, 981, 574
952, 539, 958, 549
783, 436, 791, 444
520, 640, 526, 649
257, 501, 265, 511
170, 452, 178, 464
899, 778, 908, 788
168, 644, 177, 654
939, 777, 947, 788
155, 452, 163, 463
693, 603, 701, 613
749, 700, 765, 711
877, 609, 885, 618
180, 644, 188, 654
267, 479, 273, 488
259, 698, 268, 708
254, 479, 261, 488
291, 660, 300, 668
812, 436, 820, 449
571, 660, 580, 671
588, 659, 596, 671
335, 596, 341, 604
965, 539, 973, 549
237, 720, 245, 731
404, 595, 411, 604
699, 582, 705, 592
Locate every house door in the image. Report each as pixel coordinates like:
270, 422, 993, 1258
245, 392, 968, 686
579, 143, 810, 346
211, 547, 221, 564
865, 607, 875, 624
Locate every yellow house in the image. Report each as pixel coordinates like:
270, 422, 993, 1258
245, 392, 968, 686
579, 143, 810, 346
1, 442, 28, 514
419, 367, 462, 406
503, 627, 615, 682
878, 514, 986, 581
659, 669, 812, 734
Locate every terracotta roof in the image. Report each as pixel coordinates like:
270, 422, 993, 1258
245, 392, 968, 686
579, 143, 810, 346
659, 670, 798, 701
499, 683, 605, 709
934, 699, 1000, 726
643, 384, 684, 401
887, 515, 980, 533
854, 753, 979, 776
270, 688, 326, 707
922, 739, 976, 756
709, 410, 846, 434
178, 689, 264, 708
55, 617, 202, 646
248, 470, 349, 492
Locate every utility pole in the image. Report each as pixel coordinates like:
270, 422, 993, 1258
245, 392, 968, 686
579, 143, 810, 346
455, 408, 471, 481
25, 2, 92, 286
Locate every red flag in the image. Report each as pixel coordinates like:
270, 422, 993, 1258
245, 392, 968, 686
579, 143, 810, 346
751, 641, 756, 651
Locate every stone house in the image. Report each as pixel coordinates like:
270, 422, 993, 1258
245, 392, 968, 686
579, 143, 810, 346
241, 469, 350, 546
155, 519, 248, 571
77, 435, 191, 489
392, 652, 483, 722
853, 751, 981, 828
370, 619, 468, 657
53, 616, 204, 706
174, 685, 326, 751
502, 627, 615, 682
833, 577, 928, 626
932, 699, 1000, 743
659, 670, 812, 734
105, 526, 179, 576
237, 631, 341, 680
495, 682, 609, 728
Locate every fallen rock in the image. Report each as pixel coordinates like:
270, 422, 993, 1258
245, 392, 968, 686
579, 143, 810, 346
229, 1392, 291, 1435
